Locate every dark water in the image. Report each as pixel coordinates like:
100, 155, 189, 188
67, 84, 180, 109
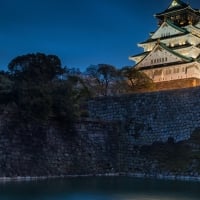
0, 177, 200, 200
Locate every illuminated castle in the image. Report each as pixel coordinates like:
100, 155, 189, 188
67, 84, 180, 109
129, 0, 200, 84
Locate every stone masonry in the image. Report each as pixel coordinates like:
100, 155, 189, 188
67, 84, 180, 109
1, 86, 200, 177
88, 86, 200, 145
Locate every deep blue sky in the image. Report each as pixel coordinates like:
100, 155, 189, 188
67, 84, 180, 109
0, 0, 199, 71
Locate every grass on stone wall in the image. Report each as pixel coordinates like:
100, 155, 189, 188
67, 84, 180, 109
140, 130, 200, 173
189, 128, 200, 145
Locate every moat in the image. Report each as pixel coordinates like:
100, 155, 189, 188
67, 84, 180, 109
0, 177, 200, 200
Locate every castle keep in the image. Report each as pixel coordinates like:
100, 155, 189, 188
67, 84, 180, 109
129, 0, 200, 84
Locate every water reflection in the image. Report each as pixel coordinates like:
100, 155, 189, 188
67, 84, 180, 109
0, 177, 199, 200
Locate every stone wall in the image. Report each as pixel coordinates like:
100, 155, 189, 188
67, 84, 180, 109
88, 86, 200, 145
1, 86, 200, 177
0, 119, 119, 177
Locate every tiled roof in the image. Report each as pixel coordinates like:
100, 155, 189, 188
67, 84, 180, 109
139, 61, 193, 71
129, 52, 149, 58
167, 0, 188, 10
139, 32, 188, 45
166, 20, 188, 33
197, 55, 200, 62
155, 0, 200, 17
134, 42, 193, 69
159, 42, 193, 61
170, 43, 192, 50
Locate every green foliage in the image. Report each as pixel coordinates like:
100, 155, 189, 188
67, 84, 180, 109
0, 53, 79, 129
13, 83, 52, 121
0, 52, 157, 128
189, 128, 200, 145
8, 53, 64, 83
140, 133, 200, 173
64, 69, 92, 118
85, 64, 119, 96
84, 65, 155, 96
141, 141, 191, 172
51, 80, 76, 125
120, 66, 154, 92
0, 72, 14, 104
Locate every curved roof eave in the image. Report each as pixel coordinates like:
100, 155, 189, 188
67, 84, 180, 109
155, 6, 200, 18
159, 42, 194, 61
135, 42, 193, 69
139, 32, 189, 45
129, 52, 149, 59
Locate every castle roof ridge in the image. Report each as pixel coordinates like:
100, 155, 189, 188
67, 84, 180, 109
135, 42, 193, 69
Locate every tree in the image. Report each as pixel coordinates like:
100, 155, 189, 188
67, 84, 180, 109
0, 71, 14, 104
51, 80, 76, 126
6, 53, 78, 127
8, 53, 64, 83
13, 83, 52, 121
85, 64, 118, 96
120, 66, 154, 92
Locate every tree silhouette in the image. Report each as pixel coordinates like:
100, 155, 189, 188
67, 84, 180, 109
85, 64, 118, 96
121, 66, 154, 92
8, 53, 64, 83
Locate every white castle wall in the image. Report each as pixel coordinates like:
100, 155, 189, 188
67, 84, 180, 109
143, 62, 200, 82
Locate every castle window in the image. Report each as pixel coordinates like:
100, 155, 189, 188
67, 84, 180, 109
174, 68, 180, 73
166, 69, 171, 75
161, 32, 171, 38
165, 57, 168, 62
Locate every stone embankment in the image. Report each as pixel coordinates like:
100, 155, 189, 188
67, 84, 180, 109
88, 86, 200, 145
1, 87, 200, 179
0, 119, 120, 177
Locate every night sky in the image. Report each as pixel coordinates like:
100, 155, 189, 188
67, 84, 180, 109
0, 0, 199, 71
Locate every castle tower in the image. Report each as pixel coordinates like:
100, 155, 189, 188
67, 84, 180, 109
129, 0, 200, 84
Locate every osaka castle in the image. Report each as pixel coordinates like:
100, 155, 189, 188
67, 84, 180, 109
129, 0, 200, 85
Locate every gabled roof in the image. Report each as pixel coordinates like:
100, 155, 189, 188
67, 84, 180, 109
159, 42, 193, 61
135, 42, 193, 69
129, 51, 149, 59
151, 19, 188, 39
195, 22, 200, 29
185, 24, 200, 30
170, 43, 192, 50
184, 24, 200, 37
197, 55, 200, 62
155, 0, 200, 17
167, 0, 188, 10
166, 20, 188, 33
156, 0, 188, 16
139, 32, 189, 45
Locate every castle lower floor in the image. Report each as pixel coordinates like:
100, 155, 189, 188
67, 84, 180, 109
141, 61, 200, 83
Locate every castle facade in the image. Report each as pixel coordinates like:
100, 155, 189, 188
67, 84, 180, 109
129, 0, 200, 84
